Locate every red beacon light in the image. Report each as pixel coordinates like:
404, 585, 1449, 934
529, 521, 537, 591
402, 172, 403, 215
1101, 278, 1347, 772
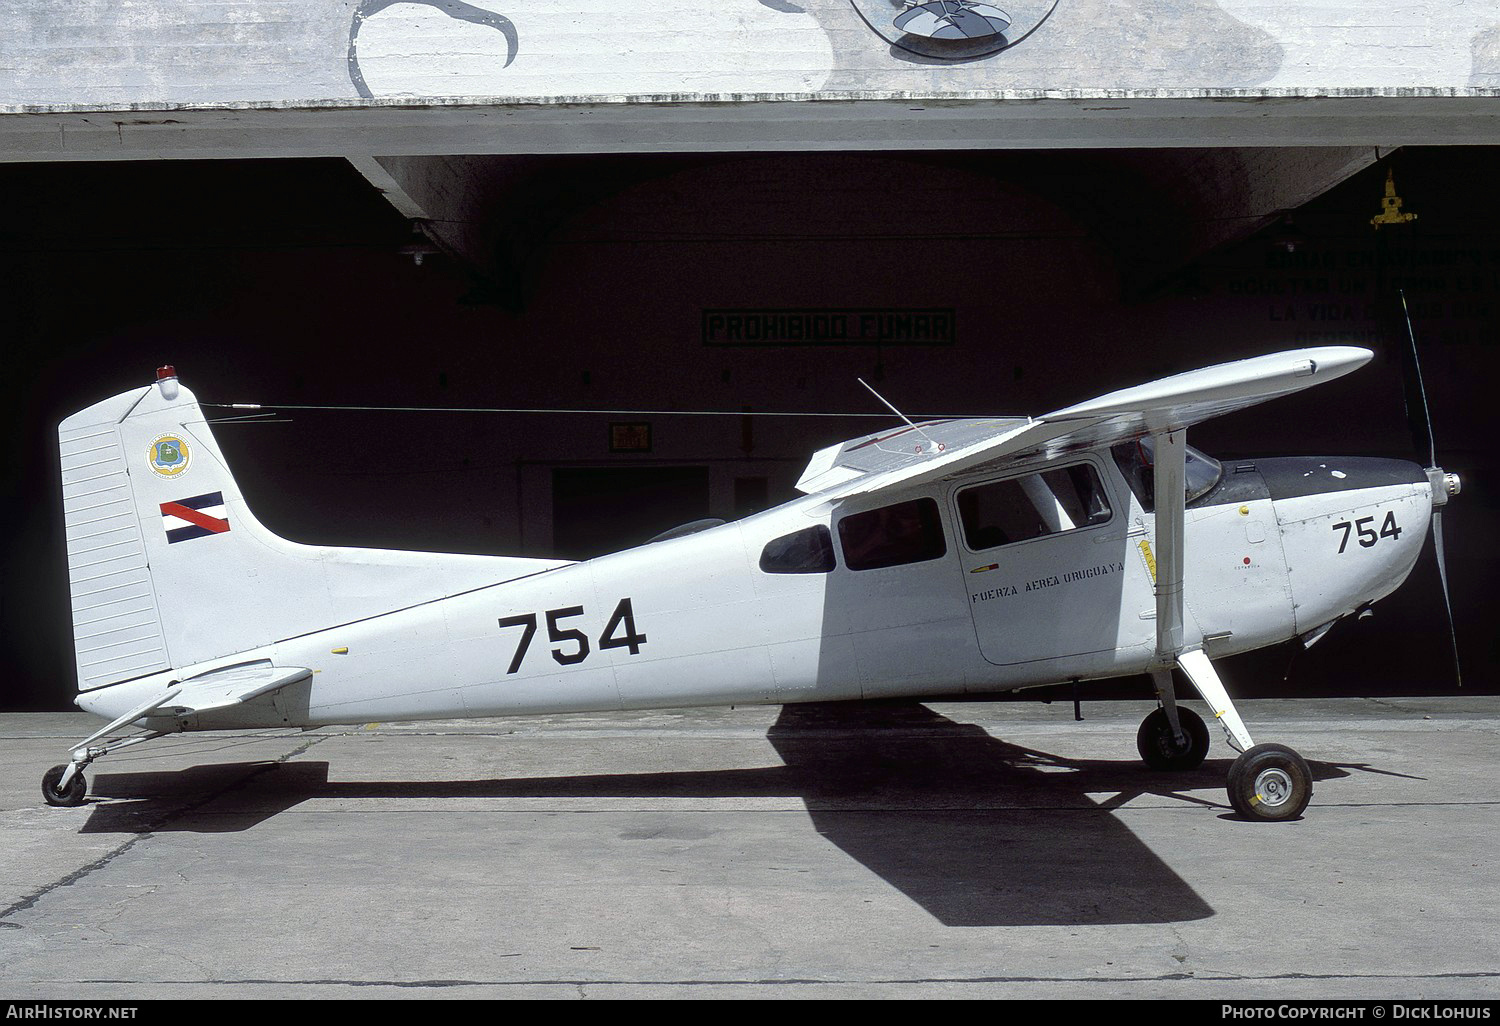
155, 365, 180, 400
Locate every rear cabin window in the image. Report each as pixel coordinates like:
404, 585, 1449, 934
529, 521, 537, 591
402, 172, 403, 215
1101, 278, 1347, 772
957, 464, 1112, 551
759, 525, 836, 574
837, 497, 947, 571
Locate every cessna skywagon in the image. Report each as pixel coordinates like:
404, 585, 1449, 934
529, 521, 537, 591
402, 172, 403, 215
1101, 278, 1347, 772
46, 347, 1460, 820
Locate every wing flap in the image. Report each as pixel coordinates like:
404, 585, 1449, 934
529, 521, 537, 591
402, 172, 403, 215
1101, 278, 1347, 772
795, 417, 1029, 494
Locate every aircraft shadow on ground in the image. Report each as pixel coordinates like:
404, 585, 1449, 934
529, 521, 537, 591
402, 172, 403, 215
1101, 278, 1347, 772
83, 701, 1357, 927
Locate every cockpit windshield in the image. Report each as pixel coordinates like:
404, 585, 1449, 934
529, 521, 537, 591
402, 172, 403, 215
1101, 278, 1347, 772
1110, 437, 1224, 511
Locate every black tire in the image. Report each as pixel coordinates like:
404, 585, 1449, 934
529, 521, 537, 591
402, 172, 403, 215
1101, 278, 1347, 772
42, 765, 87, 808
1227, 743, 1312, 820
1136, 707, 1210, 771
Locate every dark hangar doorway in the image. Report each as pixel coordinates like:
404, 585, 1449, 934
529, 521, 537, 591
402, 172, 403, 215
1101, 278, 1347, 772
552, 466, 711, 560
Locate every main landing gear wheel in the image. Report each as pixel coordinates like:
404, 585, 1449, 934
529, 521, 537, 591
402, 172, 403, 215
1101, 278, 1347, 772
1227, 743, 1312, 821
41, 765, 87, 808
1136, 707, 1210, 771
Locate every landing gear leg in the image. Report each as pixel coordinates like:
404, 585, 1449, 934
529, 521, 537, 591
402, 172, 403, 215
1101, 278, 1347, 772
39, 690, 182, 810
1144, 427, 1311, 818
1176, 649, 1312, 821
1138, 668, 1210, 770
41, 729, 170, 809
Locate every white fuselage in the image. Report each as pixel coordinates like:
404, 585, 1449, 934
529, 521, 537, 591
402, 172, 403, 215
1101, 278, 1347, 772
76, 451, 1434, 731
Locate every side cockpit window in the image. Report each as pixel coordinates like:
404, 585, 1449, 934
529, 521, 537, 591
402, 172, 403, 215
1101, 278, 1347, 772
759, 525, 836, 574
1110, 438, 1224, 512
957, 464, 1112, 551
837, 497, 946, 571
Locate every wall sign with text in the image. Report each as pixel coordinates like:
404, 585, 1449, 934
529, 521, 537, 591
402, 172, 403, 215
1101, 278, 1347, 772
702, 308, 956, 347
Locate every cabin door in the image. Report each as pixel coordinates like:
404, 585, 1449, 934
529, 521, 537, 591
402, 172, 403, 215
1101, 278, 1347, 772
952, 455, 1155, 670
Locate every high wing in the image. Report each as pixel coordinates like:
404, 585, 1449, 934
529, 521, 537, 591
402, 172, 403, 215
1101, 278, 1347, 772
796, 347, 1374, 499
797, 346, 1374, 760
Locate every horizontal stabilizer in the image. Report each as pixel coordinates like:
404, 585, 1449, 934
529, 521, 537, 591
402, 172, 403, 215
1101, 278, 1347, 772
72, 661, 309, 750
167, 661, 312, 715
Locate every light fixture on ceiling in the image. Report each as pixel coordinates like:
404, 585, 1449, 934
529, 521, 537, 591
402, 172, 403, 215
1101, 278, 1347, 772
1269, 215, 1305, 254
399, 241, 442, 266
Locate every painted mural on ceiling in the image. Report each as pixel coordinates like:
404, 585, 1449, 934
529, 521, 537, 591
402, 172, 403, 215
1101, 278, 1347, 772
1, 0, 1496, 108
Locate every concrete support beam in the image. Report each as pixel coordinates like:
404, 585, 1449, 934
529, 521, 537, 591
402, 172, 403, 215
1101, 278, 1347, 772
1146, 147, 1382, 262
344, 154, 578, 307
1, 95, 1495, 164
344, 155, 430, 222
1096, 146, 1386, 293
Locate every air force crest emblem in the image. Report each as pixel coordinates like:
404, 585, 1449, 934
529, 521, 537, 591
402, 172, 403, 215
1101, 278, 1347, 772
147, 434, 191, 478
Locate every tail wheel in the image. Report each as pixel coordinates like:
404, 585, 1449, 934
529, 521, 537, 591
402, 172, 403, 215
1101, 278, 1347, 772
1227, 743, 1312, 820
1136, 707, 1210, 771
42, 765, 87, 808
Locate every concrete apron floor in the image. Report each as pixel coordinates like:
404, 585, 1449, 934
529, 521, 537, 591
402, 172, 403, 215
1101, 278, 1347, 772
0, 697, 1496, 1000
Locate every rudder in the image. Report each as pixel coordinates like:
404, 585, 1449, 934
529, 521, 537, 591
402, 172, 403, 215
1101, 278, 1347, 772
60, 382, 174, 691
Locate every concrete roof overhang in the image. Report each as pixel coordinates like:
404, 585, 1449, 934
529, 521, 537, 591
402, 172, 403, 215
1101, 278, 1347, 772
1, 90, 1497, 162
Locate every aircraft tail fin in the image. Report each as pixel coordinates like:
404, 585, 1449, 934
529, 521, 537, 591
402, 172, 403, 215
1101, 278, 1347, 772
59, 368, 565, 693
60, 377, 177, 691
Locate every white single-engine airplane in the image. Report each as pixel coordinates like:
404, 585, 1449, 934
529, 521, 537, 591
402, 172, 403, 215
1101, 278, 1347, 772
46, 347, 1460, 820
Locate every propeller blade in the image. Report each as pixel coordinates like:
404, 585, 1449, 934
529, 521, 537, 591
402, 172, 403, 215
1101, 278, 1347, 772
1431, 508, 1462, 687
1398, 291, 1460, 686
1399, 289, 1438, 469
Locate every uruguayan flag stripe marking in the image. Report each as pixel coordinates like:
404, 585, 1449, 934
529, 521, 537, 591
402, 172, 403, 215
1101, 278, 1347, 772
160, 491, 230, 543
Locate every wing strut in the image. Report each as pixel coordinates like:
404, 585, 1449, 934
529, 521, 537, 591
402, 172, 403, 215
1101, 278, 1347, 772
1149, 428, 1253, 753
1152, 429, 1189, 662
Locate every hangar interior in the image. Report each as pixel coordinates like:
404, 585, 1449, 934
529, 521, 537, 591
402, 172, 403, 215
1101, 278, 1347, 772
4, 143, 1495, 708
